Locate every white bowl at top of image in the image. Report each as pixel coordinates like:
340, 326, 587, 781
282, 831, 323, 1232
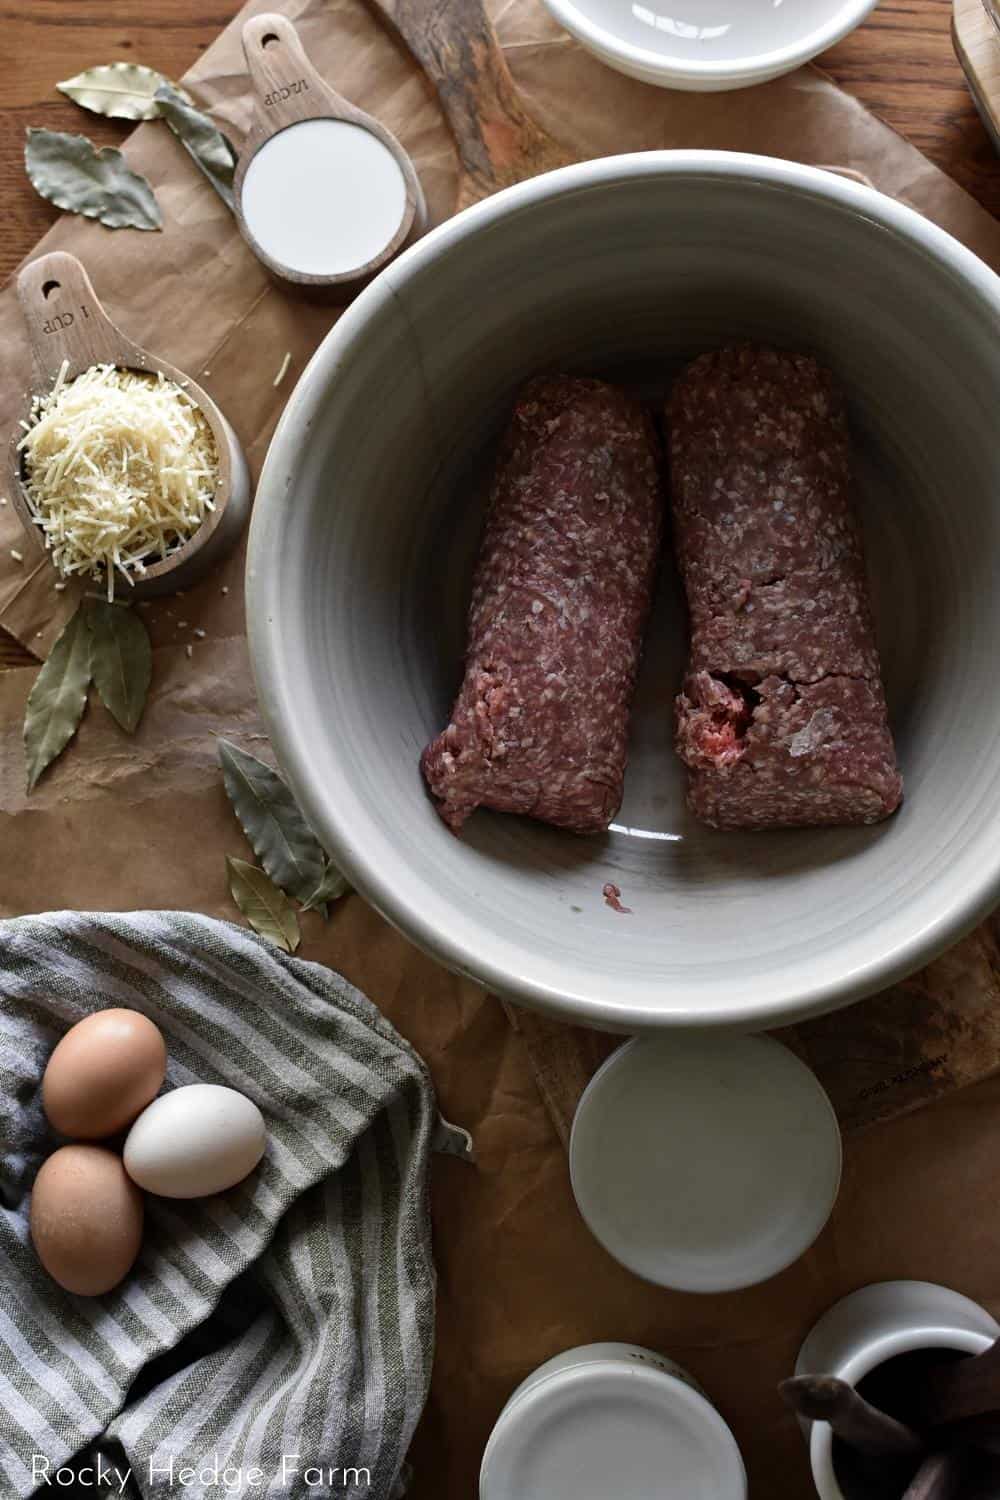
247, 151, 1000, 1034
539, 0, 880, 91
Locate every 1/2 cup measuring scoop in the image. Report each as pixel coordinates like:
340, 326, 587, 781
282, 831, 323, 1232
234, 14, 426, 292
8, 252, 250, 599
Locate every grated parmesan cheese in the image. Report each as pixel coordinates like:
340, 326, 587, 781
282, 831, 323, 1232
18, 362, 219, 601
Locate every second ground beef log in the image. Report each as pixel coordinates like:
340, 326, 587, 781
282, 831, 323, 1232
421, 375, 662, 834
669, 345, 902, 830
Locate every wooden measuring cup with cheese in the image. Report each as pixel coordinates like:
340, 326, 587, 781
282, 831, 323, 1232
9, 252, 249, 600
234, 14, 426, 291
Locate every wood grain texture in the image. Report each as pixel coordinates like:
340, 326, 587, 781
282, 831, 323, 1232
0, 0, 997, 673
955, 0, 1000, 148
366, 0, 573, 203
499, 1000, 614, 1149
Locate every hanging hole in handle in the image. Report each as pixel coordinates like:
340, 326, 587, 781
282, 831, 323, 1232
41, 280, 61, 300
261, 32, 280, 46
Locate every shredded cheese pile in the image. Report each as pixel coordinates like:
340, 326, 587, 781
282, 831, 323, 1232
18, 362, 219, 600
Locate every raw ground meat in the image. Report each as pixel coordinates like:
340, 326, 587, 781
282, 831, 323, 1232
669, 345, 902, 831
421, 374, 663, 834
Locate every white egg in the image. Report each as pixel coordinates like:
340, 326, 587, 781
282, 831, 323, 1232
123, 1084, 267, 1199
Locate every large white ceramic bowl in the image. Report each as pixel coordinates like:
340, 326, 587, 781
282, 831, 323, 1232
538, 0, 879, 91
248, 152, 1000, 1033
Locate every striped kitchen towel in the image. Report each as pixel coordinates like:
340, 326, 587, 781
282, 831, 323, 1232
0, 912, 470, 1500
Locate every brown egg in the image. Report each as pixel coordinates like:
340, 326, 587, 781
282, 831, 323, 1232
42, 1008, 167, 1138
30, 1145, 144, 1296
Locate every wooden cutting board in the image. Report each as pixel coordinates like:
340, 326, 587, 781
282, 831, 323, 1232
954, 0, 1000, 155
366, 0, 575, 204
365, 0, 1000, 1146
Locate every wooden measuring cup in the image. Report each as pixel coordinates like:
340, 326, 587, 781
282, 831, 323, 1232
8, 252, 250, 598
234, 13, 426, 293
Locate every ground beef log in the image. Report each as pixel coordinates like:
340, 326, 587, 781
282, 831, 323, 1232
669, 345, 902, 830
421, 375, 663, 834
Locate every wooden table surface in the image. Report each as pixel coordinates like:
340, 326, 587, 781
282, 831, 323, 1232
1, 0, 998, 671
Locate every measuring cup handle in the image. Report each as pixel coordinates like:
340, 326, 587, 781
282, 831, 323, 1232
16, 253, 128, 384
241, 13, 355, 140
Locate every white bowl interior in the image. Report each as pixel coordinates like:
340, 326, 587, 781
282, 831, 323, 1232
249, 156, 1000, 1029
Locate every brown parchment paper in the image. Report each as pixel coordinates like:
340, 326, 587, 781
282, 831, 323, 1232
4, 3, 1000, 1497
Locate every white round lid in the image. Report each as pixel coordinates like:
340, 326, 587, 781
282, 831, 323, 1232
480, 1359, 747, 1499
569, 1034, 842, 1292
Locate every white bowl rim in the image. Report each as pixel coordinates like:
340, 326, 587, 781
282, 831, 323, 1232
247, 149, 1000, 1032
539, 0, 880, 82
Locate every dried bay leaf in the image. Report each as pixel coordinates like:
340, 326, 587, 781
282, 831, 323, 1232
86, 601, 152, 734
218, 739, 326, 904
57, 63, 191, 122
24, 605, 93, 791
227, 858, 301, 953
302, 861, 351, 915
25, 129, 162, 232
155, 84, 237, 211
